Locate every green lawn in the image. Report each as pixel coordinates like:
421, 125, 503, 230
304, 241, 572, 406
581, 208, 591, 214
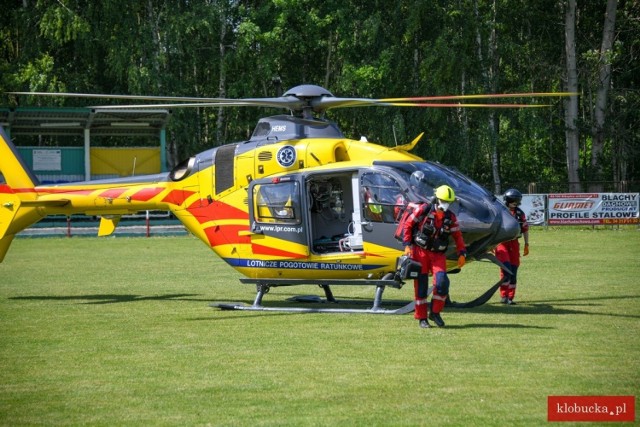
1, 228, 638, 426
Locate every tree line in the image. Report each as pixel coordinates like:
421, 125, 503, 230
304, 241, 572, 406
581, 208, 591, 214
1, 0, 638, 193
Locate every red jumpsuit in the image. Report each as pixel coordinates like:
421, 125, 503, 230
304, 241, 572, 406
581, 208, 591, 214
401, 203, 466, 321
495, 207, 528, 301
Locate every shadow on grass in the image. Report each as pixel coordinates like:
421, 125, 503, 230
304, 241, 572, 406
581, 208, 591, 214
10, 291, 640, 323
443, 323, 553, 330
203, 290, 640, 323
9, 293, 209, 304
448, 293, 640, 320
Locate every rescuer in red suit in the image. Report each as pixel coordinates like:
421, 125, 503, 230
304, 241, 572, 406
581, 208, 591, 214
401, 182, 467, 328
495, 188, 529, 305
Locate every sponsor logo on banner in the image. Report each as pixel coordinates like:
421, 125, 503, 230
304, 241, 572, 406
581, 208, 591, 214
548, 193, 639, 225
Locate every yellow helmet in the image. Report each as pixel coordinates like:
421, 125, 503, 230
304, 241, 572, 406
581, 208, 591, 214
434, 185, 456, 202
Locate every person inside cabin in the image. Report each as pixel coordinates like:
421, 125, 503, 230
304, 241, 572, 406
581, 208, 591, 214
363, 186, 383, 222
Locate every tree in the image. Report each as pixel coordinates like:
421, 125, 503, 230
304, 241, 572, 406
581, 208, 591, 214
564, 0, 581, 192
589, 0, 617, 191
2, 0, 637, 191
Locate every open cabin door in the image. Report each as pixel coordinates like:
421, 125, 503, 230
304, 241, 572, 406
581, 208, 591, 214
247, 176, 309, 258
303, 169, 405, 255
358, 170, 405, 252
245, 169, 404, 258
306, 171, 361, 254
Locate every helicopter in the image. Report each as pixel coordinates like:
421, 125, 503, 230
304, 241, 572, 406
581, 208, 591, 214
1, 84, 565, 313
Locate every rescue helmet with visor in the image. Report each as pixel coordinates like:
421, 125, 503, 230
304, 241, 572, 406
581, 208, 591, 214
504, 188, 523, 206
434, 185, 456, 211
409, 170, 426, 189
409, 170, 432, 202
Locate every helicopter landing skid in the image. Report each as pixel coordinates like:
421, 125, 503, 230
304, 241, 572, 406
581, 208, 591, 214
211, 278, 415, 314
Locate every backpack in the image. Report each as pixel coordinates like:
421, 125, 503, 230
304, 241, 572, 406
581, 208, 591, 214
395, 201, 454, 253
393, 201, 425, 242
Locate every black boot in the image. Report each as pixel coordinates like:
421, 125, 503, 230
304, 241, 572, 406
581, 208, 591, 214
428, 312, 445, 327
419, 319, 431, 328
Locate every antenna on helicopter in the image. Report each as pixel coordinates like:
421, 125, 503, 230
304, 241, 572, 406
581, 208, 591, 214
392, 125, 398, 146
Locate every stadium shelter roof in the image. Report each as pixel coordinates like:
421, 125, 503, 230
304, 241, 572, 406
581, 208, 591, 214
0, 107, 171, 177
0, 107, 171, 138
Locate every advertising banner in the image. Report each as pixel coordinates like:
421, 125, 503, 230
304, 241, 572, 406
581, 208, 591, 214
521, 194, 546, 225
496, 194, 546, 225
548, 193, 639, 225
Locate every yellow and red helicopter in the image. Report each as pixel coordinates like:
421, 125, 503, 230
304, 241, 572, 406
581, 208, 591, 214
1, 85, 562, 313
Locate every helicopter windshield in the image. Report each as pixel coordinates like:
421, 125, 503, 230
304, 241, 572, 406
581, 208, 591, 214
376, 161, 493, 204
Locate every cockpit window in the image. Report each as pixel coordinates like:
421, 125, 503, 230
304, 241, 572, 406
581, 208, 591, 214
253, 181, 300, 224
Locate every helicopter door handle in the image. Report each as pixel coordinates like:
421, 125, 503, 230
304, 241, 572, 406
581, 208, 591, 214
361, 221, 374, 231
239, 229, 263, 236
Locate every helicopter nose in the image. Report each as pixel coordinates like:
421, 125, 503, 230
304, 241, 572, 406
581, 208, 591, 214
455, 196, 520, 257
493, 206, 520, 245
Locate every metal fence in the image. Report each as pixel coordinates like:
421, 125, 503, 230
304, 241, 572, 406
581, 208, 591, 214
18, 211, 187, 238
494, 181, 640, 194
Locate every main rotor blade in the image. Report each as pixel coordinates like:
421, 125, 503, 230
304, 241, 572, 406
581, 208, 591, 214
8, 91, 306, 110
91, 100, 303, 109
379, 92, 577, 102
9, 90, 573, 112
8, 91, 230, 102
311, 93, 569, 110
314, 99, 551, 109
91, 97, 378, 111
90, 99, 550, 110
375, 102, 551, 108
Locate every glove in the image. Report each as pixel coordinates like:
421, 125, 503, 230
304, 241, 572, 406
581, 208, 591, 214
404, 245, 411, 256
457, 256, 466, 268
523, 244, 529, 256
457, 250, 466, 268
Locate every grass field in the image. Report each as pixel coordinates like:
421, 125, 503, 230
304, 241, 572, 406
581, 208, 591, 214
1, 228, 638, 426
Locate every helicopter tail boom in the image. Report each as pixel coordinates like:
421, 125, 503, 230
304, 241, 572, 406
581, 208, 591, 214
1, 126, 164, 260
0, 126, 45, 261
